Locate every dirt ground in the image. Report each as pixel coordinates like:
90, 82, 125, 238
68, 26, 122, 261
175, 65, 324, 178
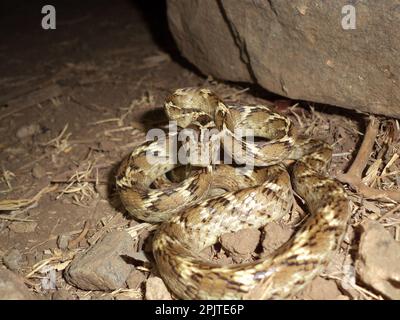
1, 1, 399, 300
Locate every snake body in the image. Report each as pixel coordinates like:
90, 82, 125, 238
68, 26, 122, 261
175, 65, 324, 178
116, 88, 350, 299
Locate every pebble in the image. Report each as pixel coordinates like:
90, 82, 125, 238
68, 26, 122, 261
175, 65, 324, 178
126, 269, 147, 290
32, 164, 46, 179
261, 222, 293, 255
3, 249, 23, 271
220, 228, 260, 261
0, 268, 34, 300
52, 289, 74, 300
16, 123, 41, 139
57, 234, 71, 250
356, 221, 400, 299
301, 276, 343, 300
145, 277, 172, 300
8, 221, 38, 233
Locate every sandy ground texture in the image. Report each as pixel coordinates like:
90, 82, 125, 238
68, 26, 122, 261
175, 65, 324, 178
1, 1, 400, 300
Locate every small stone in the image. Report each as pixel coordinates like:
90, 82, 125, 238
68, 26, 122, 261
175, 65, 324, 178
220, 228, 260, 261
26, 252, 36, 267
356, 221, 400, 299
65, 231, 135, 291
57, 234, 71, 250
145, 277, 172, 300
95, 184, 109, 199
3, 249, 23, 271
301, 277, 343, 300
32, 164, 46, 179
126, 269, 147, 290
9, 221, 38, 233
16, 124, 41, 139
0, 268, 34, 299
99, 140, 115, 152
52, 289, 74, 300
262, 222, 293, 255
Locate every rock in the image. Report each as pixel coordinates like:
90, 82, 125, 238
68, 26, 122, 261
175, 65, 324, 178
32, 164, 46, 179
52, 288, 74, 300
93, 294, 114, 300
3, 249, 23, 271
220, 228, 260, 262
8, 221, 38, 233
168, 0, 251, 83
65, 231, 135, 291
95, 184, 109, 199
57, 234, 71, 250
16, 123, 41, 139
126, 269, 147, 290
114, 293, 140, 300
167, 0, 400, 118
262, 222, 293, 255
145, 277, 172, 300
356, 221, 400, 299
0, 268, 34, 299
301, 276, 343, 300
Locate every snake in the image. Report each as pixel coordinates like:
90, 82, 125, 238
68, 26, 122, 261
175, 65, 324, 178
116, 88, 350, 299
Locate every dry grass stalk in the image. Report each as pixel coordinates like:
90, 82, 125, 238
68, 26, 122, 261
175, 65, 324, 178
68, 220, 90, 249
109, 288, 142, 299
0, 83, 63, 121
321, 274, 382, 300
0, 185, 57, 211
51, 125, 72, 155
93, 94, 153, 132
126, 223, 157, 238
87, 213, 129, 245
0, 215, 35, 222
56, 161, 97, 204
25, 249, 76, 279
0, 167, 15, 193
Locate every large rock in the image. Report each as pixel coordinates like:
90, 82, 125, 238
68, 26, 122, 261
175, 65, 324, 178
167, 0, 399, 118
65, 231, 135, 291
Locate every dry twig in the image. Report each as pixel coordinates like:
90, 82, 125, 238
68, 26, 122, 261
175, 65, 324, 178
337, 116, 400, 202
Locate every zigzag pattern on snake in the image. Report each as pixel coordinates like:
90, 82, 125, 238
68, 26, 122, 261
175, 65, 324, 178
116, 88, 350, 299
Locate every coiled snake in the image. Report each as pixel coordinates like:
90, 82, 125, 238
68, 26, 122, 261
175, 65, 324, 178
116, 88, 350, 299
